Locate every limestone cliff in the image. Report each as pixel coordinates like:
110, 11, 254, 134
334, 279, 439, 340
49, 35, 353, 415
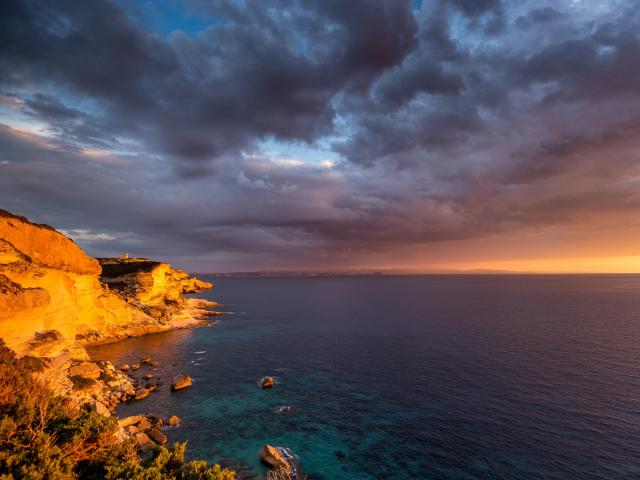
0, 209, 216, 382
97, 257, 213, 325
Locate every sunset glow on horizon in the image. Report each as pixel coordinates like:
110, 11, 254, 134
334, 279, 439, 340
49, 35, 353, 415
430, 256, 640, 274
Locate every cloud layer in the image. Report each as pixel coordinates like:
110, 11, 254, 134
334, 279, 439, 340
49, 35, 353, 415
1, 0, 639, 271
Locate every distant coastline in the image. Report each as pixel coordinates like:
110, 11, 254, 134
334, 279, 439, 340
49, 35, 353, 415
199, 269, 640, 277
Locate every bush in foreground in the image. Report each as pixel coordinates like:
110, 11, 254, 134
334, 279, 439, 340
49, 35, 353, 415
0, 340, 235, 480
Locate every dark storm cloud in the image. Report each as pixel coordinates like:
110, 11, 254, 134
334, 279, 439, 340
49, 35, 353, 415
515, 7, 565, 29
1, 0, 640, 270
450, 0, 502, 17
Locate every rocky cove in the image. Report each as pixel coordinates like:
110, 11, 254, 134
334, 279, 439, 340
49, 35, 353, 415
0, 209, 287, 478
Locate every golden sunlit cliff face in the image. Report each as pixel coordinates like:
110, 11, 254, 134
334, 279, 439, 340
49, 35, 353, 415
0, 210, 213, 361
97, 257, 213, 328
98, 257, 211, 311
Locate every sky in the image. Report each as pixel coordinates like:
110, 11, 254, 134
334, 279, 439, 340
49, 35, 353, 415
1, 0, 640, 273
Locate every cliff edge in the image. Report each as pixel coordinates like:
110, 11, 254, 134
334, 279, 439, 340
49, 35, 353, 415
0, 209, 216, 395
97, 257, 212, 325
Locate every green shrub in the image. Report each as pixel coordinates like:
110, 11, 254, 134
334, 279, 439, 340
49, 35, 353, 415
69, 375, 98, 390
101, 442, 236, 480
0, 340, 235, 480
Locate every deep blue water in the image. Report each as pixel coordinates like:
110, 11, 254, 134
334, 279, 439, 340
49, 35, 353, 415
88, 275, 640, 479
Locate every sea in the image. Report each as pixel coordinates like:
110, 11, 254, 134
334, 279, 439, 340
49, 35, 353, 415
88, 275, 640, 480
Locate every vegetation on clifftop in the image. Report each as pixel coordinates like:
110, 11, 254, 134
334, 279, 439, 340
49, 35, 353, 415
0, 340, 235, 480
97, 258, 163, 278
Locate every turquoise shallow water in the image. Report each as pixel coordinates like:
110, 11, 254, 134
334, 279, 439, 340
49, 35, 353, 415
89, 275, 640, 479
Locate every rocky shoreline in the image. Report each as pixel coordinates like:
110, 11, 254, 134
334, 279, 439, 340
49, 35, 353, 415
0, 209, 298, 478
63, 350, 195, 451
0, 209, 222, 451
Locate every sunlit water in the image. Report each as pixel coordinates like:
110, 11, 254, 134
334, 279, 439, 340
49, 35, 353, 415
88, 275, 640, 479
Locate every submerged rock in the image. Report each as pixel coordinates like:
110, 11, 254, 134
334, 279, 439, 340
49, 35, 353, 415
261, 376, 274, 389
171, 374, 192, 391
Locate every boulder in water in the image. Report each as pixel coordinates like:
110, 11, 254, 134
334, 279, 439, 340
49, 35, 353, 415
148, 429, 168, 445
259, 444, 291, 471
171, 374, 192, 391
261, 376, 274, 389
135, 388, 150, 400
168, 415, 181, 426
118, 415, 142, 427
119, 415, 141, 428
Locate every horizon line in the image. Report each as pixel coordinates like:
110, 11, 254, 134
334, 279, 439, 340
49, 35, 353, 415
192, 270, 640, 277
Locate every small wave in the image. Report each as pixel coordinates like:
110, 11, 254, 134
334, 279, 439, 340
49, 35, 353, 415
194, 351, 206, 354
